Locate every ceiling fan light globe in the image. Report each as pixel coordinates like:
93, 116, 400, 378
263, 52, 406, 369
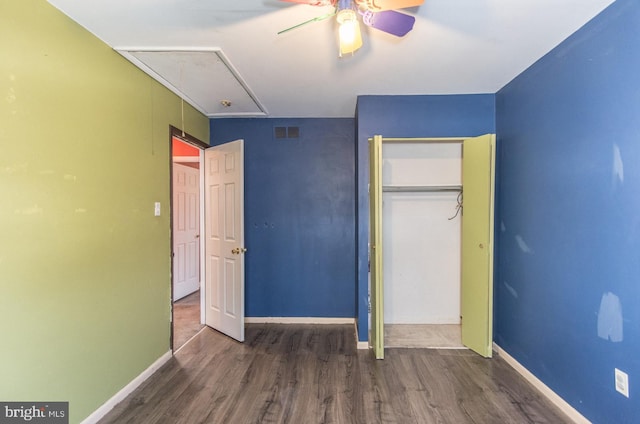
339, 19, 357, 43
339, 18, 363, 55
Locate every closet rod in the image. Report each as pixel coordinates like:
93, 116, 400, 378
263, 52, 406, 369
369, 137, 464, 144
383, 185, 462, 193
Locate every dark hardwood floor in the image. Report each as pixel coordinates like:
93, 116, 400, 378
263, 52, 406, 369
100, 324, 571, 424
173, 290, 204, 351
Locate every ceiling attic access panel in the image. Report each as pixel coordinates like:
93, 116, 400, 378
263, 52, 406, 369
116, 49, 267, 117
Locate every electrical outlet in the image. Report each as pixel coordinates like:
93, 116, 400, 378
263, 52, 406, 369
615, 368, 629, 398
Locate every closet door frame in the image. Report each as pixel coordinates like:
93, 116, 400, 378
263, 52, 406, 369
368, 135, 495, 359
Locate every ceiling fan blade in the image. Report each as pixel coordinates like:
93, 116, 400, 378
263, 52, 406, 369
362, 10, 415, 37
277, 10, 337, 34
356, 0, 424, 12
279, 0, 336, 6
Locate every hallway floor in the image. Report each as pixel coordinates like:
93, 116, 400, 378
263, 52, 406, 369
172, 290, 204, 351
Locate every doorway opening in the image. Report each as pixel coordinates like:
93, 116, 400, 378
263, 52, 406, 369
170, 127, 247, 351
170, 127, 207, 351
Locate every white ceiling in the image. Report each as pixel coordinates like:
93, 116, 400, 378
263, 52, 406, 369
47, 0, 615, 118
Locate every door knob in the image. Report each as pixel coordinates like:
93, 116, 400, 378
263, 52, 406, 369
231, 247, 248, 255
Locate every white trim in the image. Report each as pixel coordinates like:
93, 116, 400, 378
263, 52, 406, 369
199, 148, 206, 325
494, 343, 591, 424
244, 317, 355, 324
80, 350, 172, 424
172, 155, 199, 163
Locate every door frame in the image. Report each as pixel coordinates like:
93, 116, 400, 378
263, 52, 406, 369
368, 135, 495, 358
369, 136, 464, 359
169, 126, 209, 351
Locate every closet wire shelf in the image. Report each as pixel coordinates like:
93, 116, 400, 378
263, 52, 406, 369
382, 185, 462, 193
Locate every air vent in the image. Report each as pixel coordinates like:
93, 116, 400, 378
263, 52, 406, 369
274, 127, 287, 139
274, 126, 300, 140
287, 126, 300, 139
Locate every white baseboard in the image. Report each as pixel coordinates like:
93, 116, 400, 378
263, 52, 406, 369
80, 350, 172, 424
357, 340, 369, 349
244, 317, 366, 349
244, 317, 355, 324
494, 343, 590, 424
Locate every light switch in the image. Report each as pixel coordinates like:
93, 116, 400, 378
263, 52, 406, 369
154, 202, 161, 216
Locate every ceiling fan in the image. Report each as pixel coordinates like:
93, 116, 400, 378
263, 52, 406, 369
279, 0, 425, 56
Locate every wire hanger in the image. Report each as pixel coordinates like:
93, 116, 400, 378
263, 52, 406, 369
448, 190, 463, 220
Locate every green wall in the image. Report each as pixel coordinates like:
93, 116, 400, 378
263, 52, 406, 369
0, 1, 209, 422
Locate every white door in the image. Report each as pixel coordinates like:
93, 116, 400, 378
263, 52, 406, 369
172, 163, 200, 300
204, 140, 245, 342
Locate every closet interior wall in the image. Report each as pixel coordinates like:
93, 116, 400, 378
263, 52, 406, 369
382, 141, 463, 348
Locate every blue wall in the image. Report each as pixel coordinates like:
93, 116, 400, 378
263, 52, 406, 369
495, 0, 640, 422
210, 118, 356, 317
355, 94, 496, 341
207, 2, 640, 420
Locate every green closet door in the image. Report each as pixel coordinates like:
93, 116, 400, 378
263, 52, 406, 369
461, 134, 496, 358
369, 135, 384, 359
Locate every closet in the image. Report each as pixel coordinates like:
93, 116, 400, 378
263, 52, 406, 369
369, 135, 495, 360
382, 139, 463, 349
